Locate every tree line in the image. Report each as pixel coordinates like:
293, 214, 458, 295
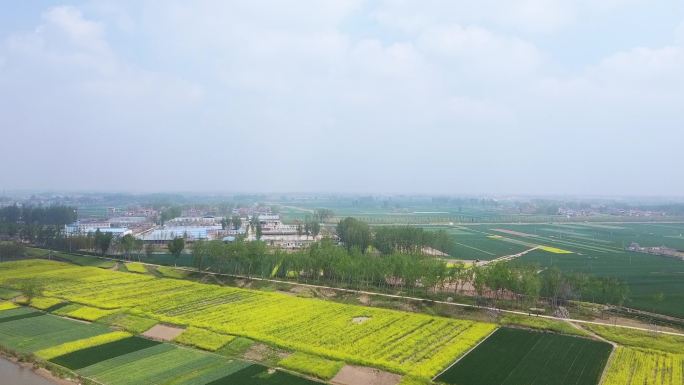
190, 236, 629, 309
0, 205, 76, 244
336, 217, 454, 255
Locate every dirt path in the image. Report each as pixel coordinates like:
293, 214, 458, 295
331, 365, 401, 385
477, 246, 540, 266
570, 323, 617, 347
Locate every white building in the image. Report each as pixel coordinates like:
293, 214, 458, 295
64, 221, 132, 237
138, 225, 223, 244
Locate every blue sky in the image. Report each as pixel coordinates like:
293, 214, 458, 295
1, 1, 683, 195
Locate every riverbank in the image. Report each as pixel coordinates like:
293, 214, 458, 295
0, 355, 76, 385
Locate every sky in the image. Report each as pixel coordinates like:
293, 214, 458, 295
0, 1, 683, 196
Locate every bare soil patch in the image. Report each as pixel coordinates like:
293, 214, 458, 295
318, 288, 337, 298
351, 316, 370, 324
289, 286, 315, 298
243, 343, 290, 363
331, 365, 402, 385
142, 324, 185, 341
358, 294, 371, 305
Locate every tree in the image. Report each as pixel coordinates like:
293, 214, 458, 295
255, 221, 263, 240
231, 216, 242, 230
144, 243, 156, 260
306, 218, 321, 239
541, 267, 563, 307
94, 229, 113, 257
160, 206, 182, 225
336, 217, 371, 253
314, 208, 334, 222
168, 237, 185, 267
7, 278, 44, 303
0, 241, 25, 262
192, 240, 208, 272
134, 239, 144, 261
120, 234, 136, 260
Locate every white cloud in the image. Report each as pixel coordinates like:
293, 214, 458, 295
373, 0, 645, 33
42, 6, 108, 53
0, 0, 682, 194
418, 25, 542, 77
1, 5, 203, 137
676, 21, 684, 44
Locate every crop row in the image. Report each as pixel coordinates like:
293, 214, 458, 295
436, 327, 612, 385
0, 308, 111, 352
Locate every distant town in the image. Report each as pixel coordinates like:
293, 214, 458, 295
63, 205, 322, 250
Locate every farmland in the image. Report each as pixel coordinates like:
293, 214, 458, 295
0, 259, 496, 377
0, 306, 323, 385
0, 308, 111, 353
276, 199, 596, 225
602, 347, 683, 385
0, 253, 681, 385
278, 352, 345, 380
437, 223, 684, 317
594, 326, 684, 385
435, 327, 612, 385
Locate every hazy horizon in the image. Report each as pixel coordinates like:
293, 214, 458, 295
1, 1, 683, 195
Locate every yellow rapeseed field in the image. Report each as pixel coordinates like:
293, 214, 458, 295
174, 327, 235, 351
29, 296, 63, 310
538, 245, 573, 254
0, 301, 18, 311
602, 347, 683, 385
0, 260, 496, 377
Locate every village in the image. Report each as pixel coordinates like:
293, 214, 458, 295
63, 206, 323, 251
